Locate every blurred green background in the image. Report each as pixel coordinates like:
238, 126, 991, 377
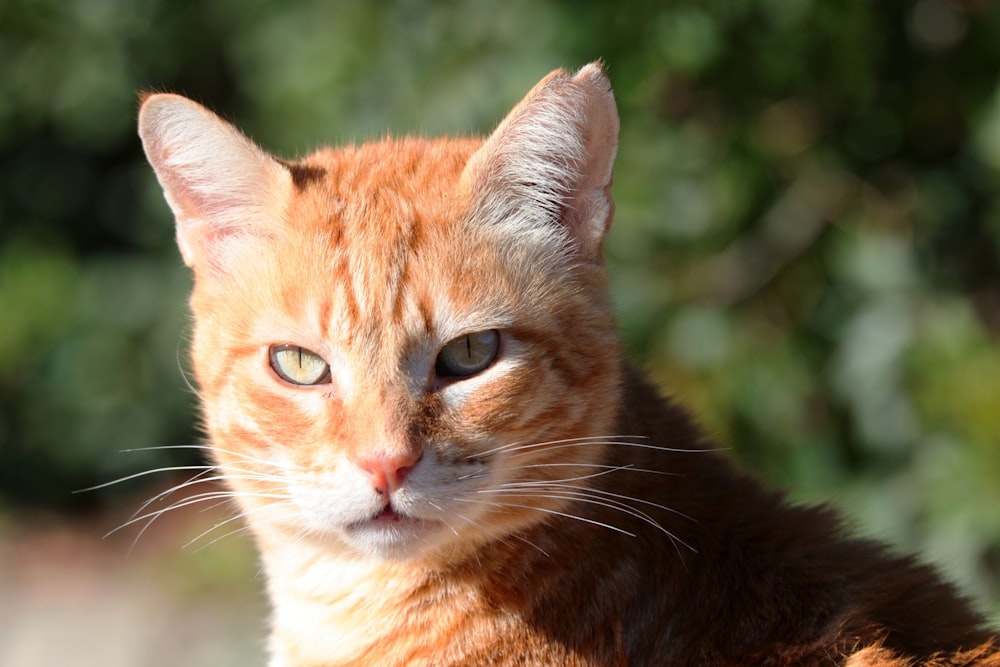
1, 0, 999, 662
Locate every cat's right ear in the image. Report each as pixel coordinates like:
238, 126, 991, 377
138, 93, 291, 272
462, 63, 620, 259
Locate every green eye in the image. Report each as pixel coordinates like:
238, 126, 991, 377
436, 330, 500, 379
269, 345, 331, 386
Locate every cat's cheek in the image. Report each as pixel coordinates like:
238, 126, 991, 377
448, 363, 557, 440
436, 339, 537, 425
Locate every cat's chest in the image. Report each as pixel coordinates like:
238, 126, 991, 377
262, 542, 632, 667
263, 547, 491, 666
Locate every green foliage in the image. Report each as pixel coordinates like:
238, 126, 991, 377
1, 0, 998, 620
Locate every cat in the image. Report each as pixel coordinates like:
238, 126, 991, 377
138, 62, 999, 666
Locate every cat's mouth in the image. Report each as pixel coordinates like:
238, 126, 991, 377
350, 502, 423, 529
339, 502, 442, 557
372, 506, 407, 523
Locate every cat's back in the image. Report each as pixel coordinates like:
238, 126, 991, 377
584, 367, 999, 665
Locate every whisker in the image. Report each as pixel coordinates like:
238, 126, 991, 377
486, 488, 661, 533
495, 480, 696, 523
176, 334, 203, 401
130, 466, 289, 521
457, 469, 490, 482
126, 489, 290, 554
485, 487, 696, 553
126, 492, 242, 554
76, 465, 215, 493
180, 504, 253, 548
455, 459, 663, 484
131, 468, 221, 517
475, 435, 647, 459
191, 523, 255, 552
455, 505, 552, 559
108, 491, 245, 538
118, 444, 215, 454
492, 463, 645, 486
560, 484, 696, 523
427, 501, 461, 539
119, 444, 303, 472
496, 462, 674, 477
212, 468, 294, 485
110, 488, 289, 539
185, 501, 289, 550
190, 520, 267, 553
503, 439, 723, 460
455, 497, 638, 538
514, 533, 551, 558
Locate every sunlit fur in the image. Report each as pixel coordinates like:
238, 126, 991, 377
139, 64, 998, 666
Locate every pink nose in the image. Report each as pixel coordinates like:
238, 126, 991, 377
355, 451, 422, 495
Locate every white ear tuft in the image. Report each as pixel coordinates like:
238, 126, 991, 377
137, 93, 291, 271
463, 62, 620, 257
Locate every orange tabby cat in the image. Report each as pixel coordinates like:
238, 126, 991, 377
138, 63, 998, 666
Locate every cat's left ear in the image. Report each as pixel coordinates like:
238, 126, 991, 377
463, 62, 619, 258
138, 93, 292, 273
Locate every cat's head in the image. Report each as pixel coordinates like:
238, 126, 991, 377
139, 63, 623, 561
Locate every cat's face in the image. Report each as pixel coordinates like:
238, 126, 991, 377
140, 64, 622, 561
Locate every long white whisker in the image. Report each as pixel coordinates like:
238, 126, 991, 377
471, 485, 698, 555
127, 489, 289, 555
525, 482, 697, 522
444, 503, 552, 558
125, 492, 240, 554
192, 523, 256, 552
487, 488, 662, 532
132, 466, 291, 520
132, 468, 221, 517
489, 487, 695, 550
109, 491, 244, 538
184, 501, 288, 550
455, 497, 638, 538
191, 520, 265, 553
496, 462, 674, 477
119, 444, 214, 454
492, 463, 643, 486
427, 501, 464, 540
76, 465, 214, 493
503, 439, 723, 460
110, 488, 290, 538
213, 468, 293, 485
475, 435, 650, 459
176, 335, 202, 400
119, 444, 303, 472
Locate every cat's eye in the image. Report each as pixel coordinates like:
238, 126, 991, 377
269, 345, 331, 386
435, 330, 500, 379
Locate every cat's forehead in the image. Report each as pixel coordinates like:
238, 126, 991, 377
285, 136, 483, 231
250, 136, 533, 351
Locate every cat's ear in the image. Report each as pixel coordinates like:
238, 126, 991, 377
138, 93, 292, 272
463, 62, 619, 257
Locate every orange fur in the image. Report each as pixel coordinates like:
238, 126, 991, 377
139, 64, 999, 665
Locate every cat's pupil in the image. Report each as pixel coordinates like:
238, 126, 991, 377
435, 330, 500, 379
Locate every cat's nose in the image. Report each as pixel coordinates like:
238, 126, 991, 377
356, 451, 422, 495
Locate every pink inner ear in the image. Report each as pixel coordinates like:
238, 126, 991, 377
562, 67, 620, 250
138, 93, 292, 272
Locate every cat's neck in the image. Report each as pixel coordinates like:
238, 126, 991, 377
260, 531, 539, 666
261, 533, 432, 665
